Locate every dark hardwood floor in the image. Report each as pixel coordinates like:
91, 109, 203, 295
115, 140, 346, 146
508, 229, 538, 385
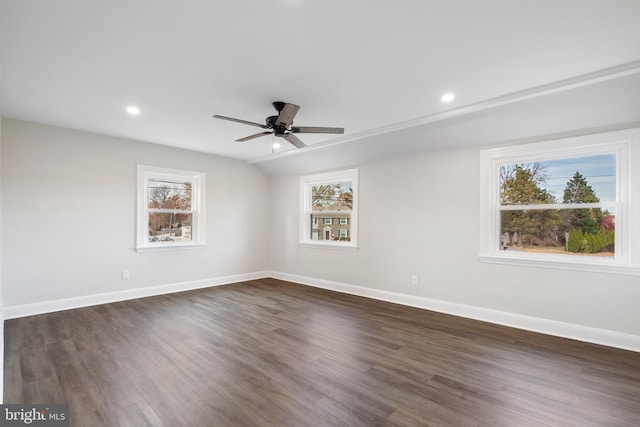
4, 278, 640, 426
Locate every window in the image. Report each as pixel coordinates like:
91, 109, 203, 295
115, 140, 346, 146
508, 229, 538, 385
300, 169, 358, 248
136, 165, 206, 252
480, 129, 640, 275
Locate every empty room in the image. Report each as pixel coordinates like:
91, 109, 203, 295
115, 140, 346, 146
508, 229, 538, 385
1, 1, 640, 426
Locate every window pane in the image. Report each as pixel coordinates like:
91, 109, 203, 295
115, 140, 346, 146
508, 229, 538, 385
148, 212, 192, 242
310, 214, 351, 241
147, 178, 192, 210
500, 155, 616, 205
311, 181, 353, 209
500, 209, 614, 257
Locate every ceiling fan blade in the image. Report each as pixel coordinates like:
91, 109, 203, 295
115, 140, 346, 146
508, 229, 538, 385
213, 115, 269, 129
236, 131, 272, 142
282, 133, 306, 149
275, 103, 300, 127
291, 126, 344, 134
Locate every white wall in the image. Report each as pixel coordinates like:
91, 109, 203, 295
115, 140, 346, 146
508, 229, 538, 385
1, 119, 270, 308
2, 117, 639, 351
269, 146, 640, 342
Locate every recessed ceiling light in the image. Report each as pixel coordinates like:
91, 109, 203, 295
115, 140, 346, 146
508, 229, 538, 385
440, 92, 456, 103
126, 105, 141, 115
272, 141, 281, 149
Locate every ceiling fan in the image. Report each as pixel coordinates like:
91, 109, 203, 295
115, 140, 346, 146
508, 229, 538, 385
213, 101, 344, 148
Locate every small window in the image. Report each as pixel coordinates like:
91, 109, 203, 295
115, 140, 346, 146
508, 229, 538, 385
480, 129, 640, 275
137, 165, 206, 252
300, 169, 358, 248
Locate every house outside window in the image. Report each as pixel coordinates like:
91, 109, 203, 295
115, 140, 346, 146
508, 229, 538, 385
300, 169, 358, 248
136, 165, 206, 252
479, 129, 640, 275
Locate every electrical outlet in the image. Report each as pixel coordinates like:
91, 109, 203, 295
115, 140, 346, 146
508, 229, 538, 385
121, 269, 130, 279
411, 275, 419, 286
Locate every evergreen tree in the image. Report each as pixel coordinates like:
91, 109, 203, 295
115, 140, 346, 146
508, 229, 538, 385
562, 171, 602, 234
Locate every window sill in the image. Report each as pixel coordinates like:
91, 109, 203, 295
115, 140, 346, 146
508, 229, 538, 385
299, 242, 359, 251
135, 243, 206, 253
478, 254, 640, 276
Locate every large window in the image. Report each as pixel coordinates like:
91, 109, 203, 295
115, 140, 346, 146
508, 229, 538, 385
300, 169, 358, 248
480, 129, 640, 275
136, 165, 206, 252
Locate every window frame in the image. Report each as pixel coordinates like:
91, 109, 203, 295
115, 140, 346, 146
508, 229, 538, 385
136, 165, 206, 252
300, 169, 359, 249
479, 129, 640, 275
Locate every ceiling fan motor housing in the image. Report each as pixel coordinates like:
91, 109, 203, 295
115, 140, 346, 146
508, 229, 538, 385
266, 115, 288, 136
266, 115, 278, 128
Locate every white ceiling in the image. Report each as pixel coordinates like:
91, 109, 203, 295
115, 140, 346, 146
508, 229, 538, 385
1, 0, 640, 175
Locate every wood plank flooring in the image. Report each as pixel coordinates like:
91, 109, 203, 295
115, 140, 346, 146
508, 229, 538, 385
4, 278, 640, 426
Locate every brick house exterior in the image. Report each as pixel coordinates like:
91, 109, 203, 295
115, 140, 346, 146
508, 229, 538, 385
311, 203, 351, 241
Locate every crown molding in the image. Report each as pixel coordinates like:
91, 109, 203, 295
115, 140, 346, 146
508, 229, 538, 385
248, 60, 640, 165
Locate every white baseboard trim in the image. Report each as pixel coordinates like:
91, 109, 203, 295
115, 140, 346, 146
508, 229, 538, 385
3, 271, 270, 320
4, 270, 639, 353
268, 271, 640, 353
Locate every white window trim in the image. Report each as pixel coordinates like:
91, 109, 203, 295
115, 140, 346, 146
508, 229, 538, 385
479, 128, 640, 276
340, 217, 348, 225
300, 169, 359, 249
136, 165, 206, 252
324, 218, 333, 225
